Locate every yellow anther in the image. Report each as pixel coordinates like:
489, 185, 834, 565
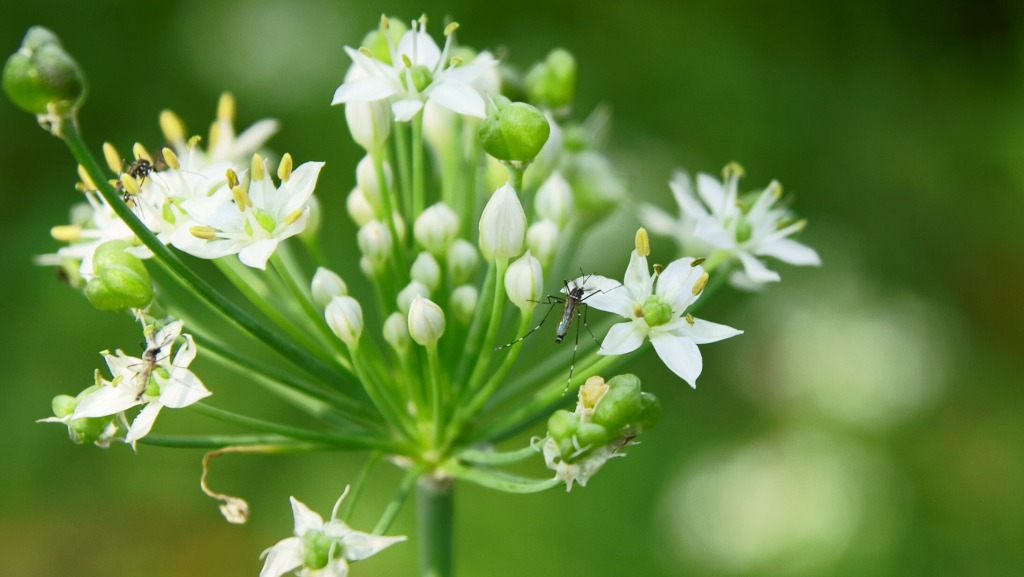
250, 154, 266, 182
284, 209, 303, 225
767, 180, 782, 200
793, 218, 808, 231
120, 174, 141, 196
444, 22, 460, 36
635, 227, 650, 257
187, 135, 203, 149
579, 376, 609, 411
691, 257, 706, 267
380, 14, 389, 30
632, 302, 644, 318
159, 109, 186, 143
232, 186, 252, 210
217, 92, 235, 122
418, 13, 428, 27
102, 142, 122, 174
132, 142, 152, 163
692, 272, 709, 296
277, 153, 293, 182
77, 164, 97, 191
685, 313, 695, 326
653, 263, 664, 275
226, 168, 239, 190
208, 119, 222, 150
401, 54, 412, 68
50, 225, 81, 242
162, 147, 180, 170
359, 46, 374, 57
190, 225, 218, 240
449, 56, 463, 67
723, 161, 745, 179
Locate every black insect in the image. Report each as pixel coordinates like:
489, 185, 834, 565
131, 329, 177, 400
496, 274, 617, 392
114, 158, 154, 205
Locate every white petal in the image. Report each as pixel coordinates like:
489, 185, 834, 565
339, 531, 407, 561
231, 119, 280, 159
694, 217, 735, 249
637, 204, 679, 236
650, 332, 702, 388
290, 497, 325, 535
332, 77, 396, 105
656, 257, 703, 313
569, 275, 632, 318
158, 369, 210, 408
125, 402, 162, 443
623, 250, 653, 302
676, 317, 743, 344
427, 82, 485, 118
599, 322, 645, 356
392, 99, 425, 122
172, 334, 197, 368
281, 162, 325, 213
738, 252, 781, 283
152, 320, 184, 350
238, 239, 280, 270
755, 237, 821, 266
322, 557, 351, 577
696, 173, 727, 215
398, 30, 441, 68
73, 384, 140, 418
259, 537, 305, 577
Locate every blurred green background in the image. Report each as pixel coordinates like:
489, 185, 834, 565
2, 0, 1022, 576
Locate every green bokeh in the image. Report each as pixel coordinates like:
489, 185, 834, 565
2, 1, 1022, 576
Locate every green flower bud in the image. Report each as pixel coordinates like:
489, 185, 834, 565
591, 373, 643, 433
3, 26, 87, 118
69, 415, 114, 446
574, 422, 610, 450
524, 48, 577, 111
51, 394, 77, 418
478, 102, 550, 162
383, 311, 409, 355
447, 239, 479, 284
84, 240, 153, 311
547, 409, 578, 441
636, 391, 662, 432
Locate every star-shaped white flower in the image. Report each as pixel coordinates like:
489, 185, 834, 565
35, 191, 142, 278
579, 251, 743, 387
637, 169, 710, 258
177, 158, 324, 269
260, 490, 406, 577
331, 20, 495, 122
72, 320, 210, 447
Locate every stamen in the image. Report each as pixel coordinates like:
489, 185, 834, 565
208, 120, 222, 149
77, 164, 97, 191
217, 92, 235, 122
723, 161, 745, 179
190, 225, 218, 240
232, 185, 253, 210
283, 209, 303, 225
277, 152, 293, 182
225, 168, 239, 190
162, 147, 180, 170
691, 257, 706, 267
50, 225, 80, 242
102, 142, 122, 174
132, 142, 152, 163
250, 154, 266, 182
635, 227, 650, 256
380, 14, 389, 31
444, 22, 459, 36
692, 272, 709, 296
159, 109, 186, 144
401, 54, 413, 68
632, 302, 644, 318
120, 174, 141, 196
187, 135, 202, 149
653, 263, 663, 275
685, 313, 695, 325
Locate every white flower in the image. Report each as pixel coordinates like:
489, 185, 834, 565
177, 158, 324, 270
580, 251, 743, 387
260, 491, 405, 577
72, 320, 210, 447
161, 93, 279, 170
331, 20, 495, 122
36, 191, 140, 278
637, 169, 709, 258
645, 166, 821, 288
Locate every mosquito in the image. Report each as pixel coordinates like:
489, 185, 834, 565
130, 329, 176, 400
496, 273, 619, 393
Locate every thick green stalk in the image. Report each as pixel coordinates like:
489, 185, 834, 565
412, 112, 426, 216
417, 476, 454, 577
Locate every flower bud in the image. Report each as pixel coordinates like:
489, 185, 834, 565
564, 151, 625, 218
359, 256, 374, 279
478, 183, 526, 260
447, 239, 479, 284
84, 240, 153, 312
524, 48, 577, 111
410, 252, 441, 291
325, 295, 363, 346
526, 220, 559, 268
299, 194, 321, 244
414, 202, 459, 256
346, 186, 375, 226
51, 394, 77, 419
311, 267, 347, 309
3, 26, 88, 118
547, 409, 578, 441
408, 295, 445, 347
637, 391, 662, 432
534, 171, 573, 227
590, 373, 643, 434
450, 284, 478, 325
477, 101, 550, 162
357, 220, 392, 273
504, 251, 543, 313
383, 311, 409, 354
397, 281, 431, 315
524, 113, 564, 189
423, 100, 456, 155
346, 99, 392, 152
355, 155, 392, 211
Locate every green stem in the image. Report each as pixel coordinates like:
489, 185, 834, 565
417, 476, 453, 577
373, 151, 409, 276
63, 123, 351, 392
465, 258, 508, 392
445, 461, 559, 494
412, 112, 426, 216
458, 444, 539, 465
270, 252, 352, 366
451, 264, 495, 390
426, 344, 445, 449
391, 122, 413, 222
350, 342, 420, 443
342, 451, 383, 522
140, 434, 320, 449
373, 467, 421, 535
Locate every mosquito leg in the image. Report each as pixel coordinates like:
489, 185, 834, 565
580, 303, 602, 349
564, 306, 583, 394
494, 295, 564, 351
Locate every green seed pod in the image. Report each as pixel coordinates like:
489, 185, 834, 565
51, 394, 77, 418
547, 409, 578, 441
84, 240, 153, 312
591, 373, 643, 433
574, 422, 610, 451
3, 26, 87, 117
478, 101, 550, 162
636, 391, 662, 432
68, 415, 113, 445
524, 48, 577, 111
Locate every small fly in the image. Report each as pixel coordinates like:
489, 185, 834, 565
496, 273, 618, 392
115, 158, 154, 206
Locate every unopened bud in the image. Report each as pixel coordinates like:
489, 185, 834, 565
447, 239, 479, 284
3, 26, 88, 119
356, 155, 392, 211
524, 48, 577, 111
478, 101, 550, 162
414, 202, 459, 256
346, 99, 392, 152
408, 295, 445, 346
526, 220, 559, 268
450, 284, 478, 325
478, 183, 526, 260
325, 296, 363, 347
410, 252, 441, 291
534, 171, 573, 227
311, 267, 347, 309
383, 311, 409, 354
357, 220, 393, 271
398, 281, 431, 315
346, 186, 375, 226
504, 251, 543, 313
